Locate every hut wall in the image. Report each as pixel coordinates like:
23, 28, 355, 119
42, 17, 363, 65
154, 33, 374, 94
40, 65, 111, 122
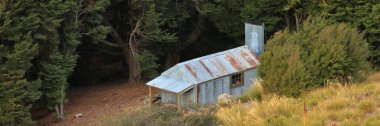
243, 68, 258, 92
161, 68, 258, 107
198, 68, 258, 105
160, 87, 197, 108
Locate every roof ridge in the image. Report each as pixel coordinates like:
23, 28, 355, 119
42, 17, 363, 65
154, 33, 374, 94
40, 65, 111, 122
176, 45, 248, 66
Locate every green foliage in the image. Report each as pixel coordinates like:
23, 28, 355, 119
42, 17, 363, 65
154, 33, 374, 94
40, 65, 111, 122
0, 0, 43, 125
40, 48, 76, 119
1, 0, 378, 125
0, 39, 41, 125
259, 17, 370, 97
96, 0, 178, 82
136, 50, 159, 79
241, 0, 287, 33
322, 0, 380, 67
259, 40, 311, 97
38, 0, 110, 120
242, 0, 321, 33
1, 0, 111, 123
143, 4, 177, 43
40, 58, 68, 116
203, 0, 244, 38
35, 0, 76, 121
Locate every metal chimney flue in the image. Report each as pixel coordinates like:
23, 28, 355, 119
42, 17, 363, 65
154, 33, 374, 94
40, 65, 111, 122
245, 23, 264, 55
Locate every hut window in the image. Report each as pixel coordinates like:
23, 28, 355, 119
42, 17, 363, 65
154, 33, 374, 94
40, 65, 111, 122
231, 73, 244, 88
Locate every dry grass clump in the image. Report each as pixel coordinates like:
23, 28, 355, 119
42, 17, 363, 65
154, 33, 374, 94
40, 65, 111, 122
368, 72, 380, 82
216, 102, 248, 126
239, 79, 264, 102
245, 95, 302, 126
217, 72, 380, 126
99, 105, 220, 126
217, 95, 302, 126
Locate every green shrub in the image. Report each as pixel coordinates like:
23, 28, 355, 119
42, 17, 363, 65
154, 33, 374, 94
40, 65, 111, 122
259, 17, 370, 97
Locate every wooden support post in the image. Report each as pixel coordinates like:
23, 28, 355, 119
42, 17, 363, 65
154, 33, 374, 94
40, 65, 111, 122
177, 93, 182, 112
149, 86, 152, 107
194, 85, 198, 105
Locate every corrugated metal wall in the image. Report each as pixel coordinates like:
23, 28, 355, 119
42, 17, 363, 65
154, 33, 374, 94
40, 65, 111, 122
160, 68, 258, 107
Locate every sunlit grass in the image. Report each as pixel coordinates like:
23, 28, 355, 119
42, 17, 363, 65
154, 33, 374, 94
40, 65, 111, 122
217, 72, 380, 126
239, 79, 264, 102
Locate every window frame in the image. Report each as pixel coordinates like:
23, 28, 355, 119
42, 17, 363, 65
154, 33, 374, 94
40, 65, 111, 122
230, 72, 244, 88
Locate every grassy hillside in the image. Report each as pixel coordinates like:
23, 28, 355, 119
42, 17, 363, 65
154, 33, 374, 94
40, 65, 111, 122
217, 72, 380, 126
99, 73, 379, 126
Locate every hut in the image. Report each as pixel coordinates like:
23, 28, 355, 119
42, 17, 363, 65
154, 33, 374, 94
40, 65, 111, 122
146, 23, 264, 110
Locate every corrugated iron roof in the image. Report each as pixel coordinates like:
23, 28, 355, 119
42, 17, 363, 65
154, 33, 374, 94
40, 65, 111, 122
147, 76, 193, 93
147, 45, 260, 93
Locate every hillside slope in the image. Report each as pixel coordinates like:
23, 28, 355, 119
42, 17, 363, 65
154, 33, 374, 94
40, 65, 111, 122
217, 72, 380, 126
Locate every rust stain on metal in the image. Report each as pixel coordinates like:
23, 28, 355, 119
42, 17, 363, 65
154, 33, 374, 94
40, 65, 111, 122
210, 59, 227, 75
240, 50, 256, 67
199, 60, 214, 77
249, 49, 260, 60
185, 64, 198, 79
225, 54, 243, 71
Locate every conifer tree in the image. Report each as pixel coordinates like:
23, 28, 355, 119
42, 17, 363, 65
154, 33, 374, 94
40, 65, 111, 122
39, 0, 109, 120
98, 0, 177, 82
0, 1, 42, 125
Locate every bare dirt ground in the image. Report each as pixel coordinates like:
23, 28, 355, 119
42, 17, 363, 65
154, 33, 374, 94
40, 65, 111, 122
37, 82, 157, 126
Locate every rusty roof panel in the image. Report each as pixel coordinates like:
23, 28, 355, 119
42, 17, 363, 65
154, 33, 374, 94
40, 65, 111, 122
231, 50, 252, 69
245, 49, 260, 65
217, 55, 237, 74
199, 60, 216, 78
203, 59, 224, 77
167, 45, 258, 84
147, 45, 260, 93
239, 50, 257, 67
188, 61, 213, 81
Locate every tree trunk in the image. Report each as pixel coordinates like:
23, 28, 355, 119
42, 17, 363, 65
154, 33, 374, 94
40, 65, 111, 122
54, 83, 65, 121
59, 103, 64, 119
126, 47, 141, 83
55, 105, 62, 121
60, 83, 64, 119
295, 13, 300, 31
108, 27, 142, 83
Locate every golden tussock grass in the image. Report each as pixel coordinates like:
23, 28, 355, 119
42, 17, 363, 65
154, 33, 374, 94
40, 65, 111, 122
217, 72, 380, 126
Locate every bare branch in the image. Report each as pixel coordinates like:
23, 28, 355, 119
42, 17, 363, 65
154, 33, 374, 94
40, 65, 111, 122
192, 0, 204, 15
128, 18, 143, 56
